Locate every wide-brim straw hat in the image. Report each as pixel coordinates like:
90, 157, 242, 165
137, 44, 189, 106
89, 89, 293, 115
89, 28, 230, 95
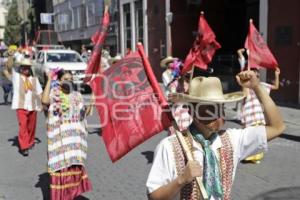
160, 56, 177, 68
108, 55, 122, 65
18, 58, 33, 67
170, 76, 245, 103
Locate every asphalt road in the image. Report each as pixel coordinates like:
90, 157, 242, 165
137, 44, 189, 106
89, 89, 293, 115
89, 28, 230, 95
0, 92, 299, 200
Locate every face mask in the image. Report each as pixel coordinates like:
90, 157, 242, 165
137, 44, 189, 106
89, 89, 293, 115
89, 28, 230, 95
61, 80, 75, 94
172, 104, 193, 131
20, 67, 31, 76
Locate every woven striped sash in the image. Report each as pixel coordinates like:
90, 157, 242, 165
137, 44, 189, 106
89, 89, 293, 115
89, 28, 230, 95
169, 131, 233, 200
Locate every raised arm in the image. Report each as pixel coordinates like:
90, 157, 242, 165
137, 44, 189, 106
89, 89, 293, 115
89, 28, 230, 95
41, 73, 52, 105
236, 71, 285, 141
237, 48, 245, 59
270, 67, 280, 90
237, 48, 246, 71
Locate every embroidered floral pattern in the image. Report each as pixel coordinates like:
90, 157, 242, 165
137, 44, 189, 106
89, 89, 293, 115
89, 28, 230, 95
47, 87, 88, 172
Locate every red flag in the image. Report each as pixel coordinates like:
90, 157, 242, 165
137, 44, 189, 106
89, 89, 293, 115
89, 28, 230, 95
244, 20, 278, 69
84, 10, 110, 82
90, 44, 171, 162
182, 13, 221, 74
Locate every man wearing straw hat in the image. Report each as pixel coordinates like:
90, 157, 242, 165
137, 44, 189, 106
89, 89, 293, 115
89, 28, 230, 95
160, 56, 192, 134
11, 58, 43, 156
237, 48, 281, 164
146, 70, 285, 200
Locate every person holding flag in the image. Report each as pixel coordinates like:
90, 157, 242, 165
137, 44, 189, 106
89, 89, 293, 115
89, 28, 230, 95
239, 19, 281, 163
234, 48, 280, 122
146, 70, 285, 200
85, 0, 171, 162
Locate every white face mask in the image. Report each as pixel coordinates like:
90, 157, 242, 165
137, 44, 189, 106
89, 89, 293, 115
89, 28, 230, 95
171, 103, 193, 131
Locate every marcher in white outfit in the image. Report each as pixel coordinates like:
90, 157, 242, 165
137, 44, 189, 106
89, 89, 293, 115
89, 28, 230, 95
146, 71, 285, 200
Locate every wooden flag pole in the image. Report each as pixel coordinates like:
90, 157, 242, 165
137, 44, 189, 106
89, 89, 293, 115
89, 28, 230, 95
247, 18, 253, 71
166, 12, 173, 57
175, 131, 209, 200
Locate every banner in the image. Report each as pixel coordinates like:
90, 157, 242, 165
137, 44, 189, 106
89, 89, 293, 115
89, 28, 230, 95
245, 20, 279, 69
182, 13, 221, 74
90, 44, 171, 162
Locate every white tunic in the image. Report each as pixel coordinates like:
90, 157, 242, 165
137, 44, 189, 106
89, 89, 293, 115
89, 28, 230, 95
146, 126, 268, 200
11, 68, 43, 111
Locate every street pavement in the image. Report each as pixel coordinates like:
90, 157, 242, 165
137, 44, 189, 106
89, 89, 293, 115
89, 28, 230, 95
0, 92, 300, 200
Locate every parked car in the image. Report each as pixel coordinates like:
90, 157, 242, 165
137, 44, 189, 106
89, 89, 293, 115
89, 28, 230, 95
32, 49, 89, 92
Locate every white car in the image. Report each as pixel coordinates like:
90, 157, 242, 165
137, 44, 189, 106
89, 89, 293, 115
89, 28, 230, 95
33, 49, 87, 86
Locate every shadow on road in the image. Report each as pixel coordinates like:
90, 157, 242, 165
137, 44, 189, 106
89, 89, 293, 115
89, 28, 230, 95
279, 133, 300, 143
7, 136, 42, 149
88, 128, 102, 136
141, 151, 154, 164
249, 186, 300, 200
35, 173, 50, 200
0, 102, 11, 106
74, 196, 90, 200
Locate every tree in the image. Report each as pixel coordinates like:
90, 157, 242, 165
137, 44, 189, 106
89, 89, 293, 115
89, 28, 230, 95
27, 5, 36, 43
4, 0, 22, 45
0, 0, 12, 10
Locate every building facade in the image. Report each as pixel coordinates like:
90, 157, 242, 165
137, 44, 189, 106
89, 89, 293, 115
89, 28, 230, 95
116, 0, 300, 104
53, 0, 119, 54
267, 0, 300, 104
118, 0, 166, 78
51, 0, 300, 104
0, 5, 8, 41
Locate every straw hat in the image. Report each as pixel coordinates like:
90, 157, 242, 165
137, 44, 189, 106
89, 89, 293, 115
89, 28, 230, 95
7, 45, 17, 55
108, 55, 122, 65
169, 76, 245, 103
18, 58, 33, 67
160, 56, 177, 68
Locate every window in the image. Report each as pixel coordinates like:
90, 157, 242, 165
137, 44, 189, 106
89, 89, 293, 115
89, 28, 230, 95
87, 3, 96, 26
79, 5, 87, 28
120, 0, 147, 55
58, 12, 69, 31
66, 10, 72, 30
46, 53, 83, 63
73, 6, 86, 29
123, 3, 132, 51
135, 0, 143, 44
54, 14, 60, 31
73, 7, 79, 29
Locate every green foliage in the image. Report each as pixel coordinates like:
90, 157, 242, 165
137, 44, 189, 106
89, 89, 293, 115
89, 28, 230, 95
104, 0, 111, 7
27, 6, 36, 41
4, 0, 22, 45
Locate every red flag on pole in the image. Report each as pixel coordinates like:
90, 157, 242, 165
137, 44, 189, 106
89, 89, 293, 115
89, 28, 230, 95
182, 12, 221, 74
244, 20, 278, 70
84, 9, 110, 82
89, 44, 171, 162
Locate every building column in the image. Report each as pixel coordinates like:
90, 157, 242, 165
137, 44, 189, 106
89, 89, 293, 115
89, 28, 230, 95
165, 0, 171, 57
143, 0, 148, 55
130, 1, 136, 52
119, 1, 125, 56
259, 0, 268, 82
